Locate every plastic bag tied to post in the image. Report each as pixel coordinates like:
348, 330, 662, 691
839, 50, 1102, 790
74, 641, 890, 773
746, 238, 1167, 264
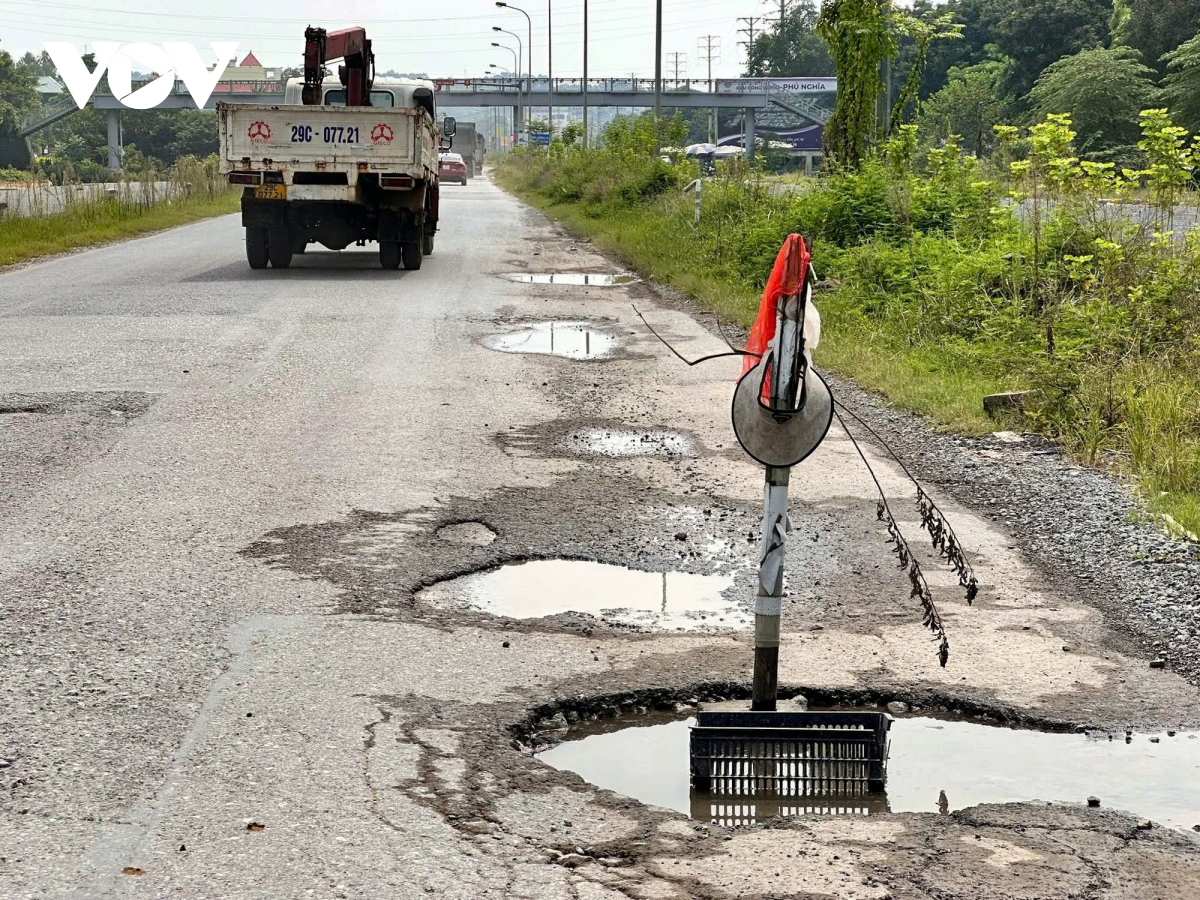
741, 233, 822, 402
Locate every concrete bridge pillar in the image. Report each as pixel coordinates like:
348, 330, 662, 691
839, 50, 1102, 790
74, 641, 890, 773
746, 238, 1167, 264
743, 107, 756, 161
106, 109, 123, 170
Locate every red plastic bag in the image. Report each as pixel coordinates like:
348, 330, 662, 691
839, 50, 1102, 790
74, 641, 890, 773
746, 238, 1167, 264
741, 234, 812, 379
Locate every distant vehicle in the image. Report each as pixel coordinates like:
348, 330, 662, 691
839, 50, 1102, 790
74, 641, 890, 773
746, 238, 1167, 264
218, 25, 455, 271
439, 152, 467, 185
448, 121, 485, 178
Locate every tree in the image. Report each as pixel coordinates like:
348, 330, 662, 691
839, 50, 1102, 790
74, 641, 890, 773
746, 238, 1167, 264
0, 45, 39, 131
916, 0, 998, 97
1027, 46, 1158, 159
1161, 35, 1200, 135
817, 0, 897, 170
1120, 0, 1200, 76
745, 1, 834, 77
17, 50, 57, 78
986, 0, 1112, 103
919, 60, 1011, 156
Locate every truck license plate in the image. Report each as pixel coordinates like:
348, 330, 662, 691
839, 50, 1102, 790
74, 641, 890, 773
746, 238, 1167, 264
254, 184, 286, 200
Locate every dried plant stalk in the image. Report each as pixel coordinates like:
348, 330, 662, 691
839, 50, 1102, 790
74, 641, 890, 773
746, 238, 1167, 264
835, 401, 978, 605
878, 499, 950, 667
836, 407, 951, 668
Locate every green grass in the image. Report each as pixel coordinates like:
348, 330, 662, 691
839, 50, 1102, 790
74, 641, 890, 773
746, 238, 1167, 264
0, 191, 239, 268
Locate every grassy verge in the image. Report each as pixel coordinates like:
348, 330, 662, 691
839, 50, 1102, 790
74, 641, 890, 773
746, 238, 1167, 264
0, 190, 239, 268
505, 186, 1007, 437
496, 133, 1200, 536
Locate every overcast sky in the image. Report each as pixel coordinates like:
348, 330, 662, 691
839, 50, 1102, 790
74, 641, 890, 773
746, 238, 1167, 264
1, 0, 788, 81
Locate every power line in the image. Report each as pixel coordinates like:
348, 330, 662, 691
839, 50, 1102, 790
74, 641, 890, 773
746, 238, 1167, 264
696, 35, 720, 88
697, 35, 720, 142
667, 51, 686, 81
765, 0, 795, 28
737, 16, 764, 59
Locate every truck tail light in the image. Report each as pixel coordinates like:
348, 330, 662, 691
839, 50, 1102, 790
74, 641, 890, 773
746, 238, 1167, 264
381, 174, 414, 189
228, 172, 262, 186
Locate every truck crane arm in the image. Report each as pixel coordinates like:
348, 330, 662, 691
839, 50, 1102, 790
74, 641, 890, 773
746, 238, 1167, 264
302, 25, 374, 106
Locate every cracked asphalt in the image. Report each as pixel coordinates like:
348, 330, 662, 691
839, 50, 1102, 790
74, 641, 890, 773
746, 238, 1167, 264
2, 173, 1200, 898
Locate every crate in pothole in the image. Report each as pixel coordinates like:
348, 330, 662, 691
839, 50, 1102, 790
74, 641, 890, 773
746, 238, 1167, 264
689, 706, 892, 803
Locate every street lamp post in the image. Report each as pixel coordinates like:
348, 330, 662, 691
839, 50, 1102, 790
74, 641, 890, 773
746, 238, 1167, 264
492, 27, 524, 138
491, 41, 521, 141
582, 0, 588, 148
654, 0, 662, 153
496, 2, 534, 140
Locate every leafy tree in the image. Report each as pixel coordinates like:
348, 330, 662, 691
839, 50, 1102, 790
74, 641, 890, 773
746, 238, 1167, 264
888, 11, 962, 129
745, 1, 834, 77
1120, 0, 1200, 76
0, 45, 39, 131
1027, 46, 1157, 159
984, 0, 1112, 103
17, 50, 57, 78
817, 0, 897, 170
1161, 34, 1200, 135
915, 0, 998, 97
919, 60, 1011, 156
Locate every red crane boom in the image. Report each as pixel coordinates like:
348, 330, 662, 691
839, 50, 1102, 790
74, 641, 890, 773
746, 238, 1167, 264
302, 26, 375, 106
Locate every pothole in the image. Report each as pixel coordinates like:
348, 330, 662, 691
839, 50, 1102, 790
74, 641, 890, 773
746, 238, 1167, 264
417, 559, 747, 631
503, 273, 638, 285
563, 427, 696, 458
536, 712, 1200, 830
436, 521, 498, 546
483, 321, 619, 360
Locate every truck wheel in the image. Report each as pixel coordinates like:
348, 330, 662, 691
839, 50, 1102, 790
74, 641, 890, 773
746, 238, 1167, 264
379, 241, 401, 270
401, 241, 423, 271
422, 233, 435, 256
267, 229, 293, 269
246, 227, 269, 269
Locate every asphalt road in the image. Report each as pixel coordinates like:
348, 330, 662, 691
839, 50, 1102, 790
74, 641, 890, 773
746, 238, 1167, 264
3, 176, 1200, 899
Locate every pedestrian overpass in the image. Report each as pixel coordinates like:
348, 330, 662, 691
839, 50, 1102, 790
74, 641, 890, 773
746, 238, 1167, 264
20, 76, 835, 167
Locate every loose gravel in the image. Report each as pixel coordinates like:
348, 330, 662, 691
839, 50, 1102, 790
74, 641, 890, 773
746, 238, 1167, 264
828, 375, 1200, 686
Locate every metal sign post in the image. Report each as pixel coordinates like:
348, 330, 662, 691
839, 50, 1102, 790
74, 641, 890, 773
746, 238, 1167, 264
750, 291, 805, 711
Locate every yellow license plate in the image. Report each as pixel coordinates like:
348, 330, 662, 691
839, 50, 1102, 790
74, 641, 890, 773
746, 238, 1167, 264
254, 184, 286, 200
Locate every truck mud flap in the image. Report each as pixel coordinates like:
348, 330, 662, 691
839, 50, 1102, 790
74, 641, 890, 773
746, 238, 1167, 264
241, 197, 288, 230
378, 209, 423, 244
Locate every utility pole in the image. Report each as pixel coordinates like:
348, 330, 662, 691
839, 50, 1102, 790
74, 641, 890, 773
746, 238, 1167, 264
697, 35, 720, 143
737, 16, 764, 64
653, 0, 662, 153
767, 0, 793, 27
668, 51, 686, 82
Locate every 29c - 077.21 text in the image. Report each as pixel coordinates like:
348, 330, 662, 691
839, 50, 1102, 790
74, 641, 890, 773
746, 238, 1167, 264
290, 125, 361, 143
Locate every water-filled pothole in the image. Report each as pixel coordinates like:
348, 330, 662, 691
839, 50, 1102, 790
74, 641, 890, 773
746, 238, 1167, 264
563, 427, 696, 458
504, 273, 638, 285
483, 321, 619, 360
417, 560, 747, 630
537, 713, 1200, 830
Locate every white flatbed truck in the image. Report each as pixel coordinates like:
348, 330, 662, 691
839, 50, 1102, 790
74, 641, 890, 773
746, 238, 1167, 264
218, 77, 455, 270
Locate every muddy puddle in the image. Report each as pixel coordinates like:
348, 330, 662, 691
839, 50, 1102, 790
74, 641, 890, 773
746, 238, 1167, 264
563, 427, 696, 458
537, 714, 1200, 830
504, 273, 637, 286
484, 321, 619, 360
417, 560, 747, 630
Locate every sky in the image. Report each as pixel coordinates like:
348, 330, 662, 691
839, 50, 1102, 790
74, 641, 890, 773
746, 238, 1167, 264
0, 0, 785, 81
